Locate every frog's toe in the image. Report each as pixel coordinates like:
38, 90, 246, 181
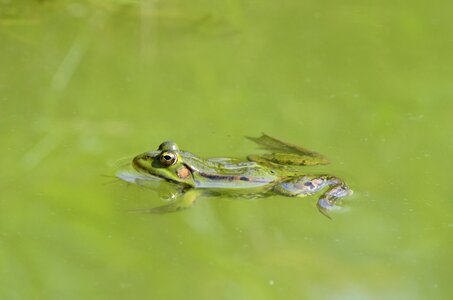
148, 203, 188, 213
159, 192, 179, 202
129, 202, 192, 214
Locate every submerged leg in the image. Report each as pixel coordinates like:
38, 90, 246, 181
274, 175, 353, 219
130, 189, 201, 214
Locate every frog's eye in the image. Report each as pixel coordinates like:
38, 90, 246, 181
160, 152, 177, 166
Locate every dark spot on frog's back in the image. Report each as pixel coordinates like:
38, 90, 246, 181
240, 176, 250, 181
304, 182, 315, 188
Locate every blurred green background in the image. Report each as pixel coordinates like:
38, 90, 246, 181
1, 0, 452, 299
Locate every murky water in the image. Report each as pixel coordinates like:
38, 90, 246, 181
1, 1, 451, 299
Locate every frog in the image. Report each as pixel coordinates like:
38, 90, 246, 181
122, 134, 352, 219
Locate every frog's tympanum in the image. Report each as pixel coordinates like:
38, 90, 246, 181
119, 134, 353, 219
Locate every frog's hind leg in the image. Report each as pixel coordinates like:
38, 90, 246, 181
316, 178, 353, 219
274, 175, 353, 219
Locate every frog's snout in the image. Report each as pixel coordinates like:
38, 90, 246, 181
132, 154, 150, 172
132, 156, 142, 171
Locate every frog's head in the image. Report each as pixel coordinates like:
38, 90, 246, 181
132, 141, 195, 186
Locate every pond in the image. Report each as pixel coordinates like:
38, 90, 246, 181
1, 1, 451, 299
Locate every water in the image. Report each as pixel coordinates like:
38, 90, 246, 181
1, 1, 451, 299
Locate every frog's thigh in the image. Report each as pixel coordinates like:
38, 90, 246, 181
274, 175, 328, 197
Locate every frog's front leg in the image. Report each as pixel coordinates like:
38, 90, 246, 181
274, 175, 352, 219
131, 189, 202, 214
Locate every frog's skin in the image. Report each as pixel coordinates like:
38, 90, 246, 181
128, 134, 352, 219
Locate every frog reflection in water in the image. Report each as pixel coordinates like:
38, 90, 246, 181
125, 134, 352, 219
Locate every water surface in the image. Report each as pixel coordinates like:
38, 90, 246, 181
1, 1, 451, 299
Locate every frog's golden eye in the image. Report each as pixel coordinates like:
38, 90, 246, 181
160, 152, 177, 166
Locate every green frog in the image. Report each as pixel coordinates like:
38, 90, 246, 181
120, 134, 352, 218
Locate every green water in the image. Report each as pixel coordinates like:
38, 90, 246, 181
1, 1, 452, 299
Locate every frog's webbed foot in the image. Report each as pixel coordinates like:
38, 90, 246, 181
130, 189, 201, 214
246, 134, 329, 166
248, 153, 329, 167
275, 175, 352, 219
